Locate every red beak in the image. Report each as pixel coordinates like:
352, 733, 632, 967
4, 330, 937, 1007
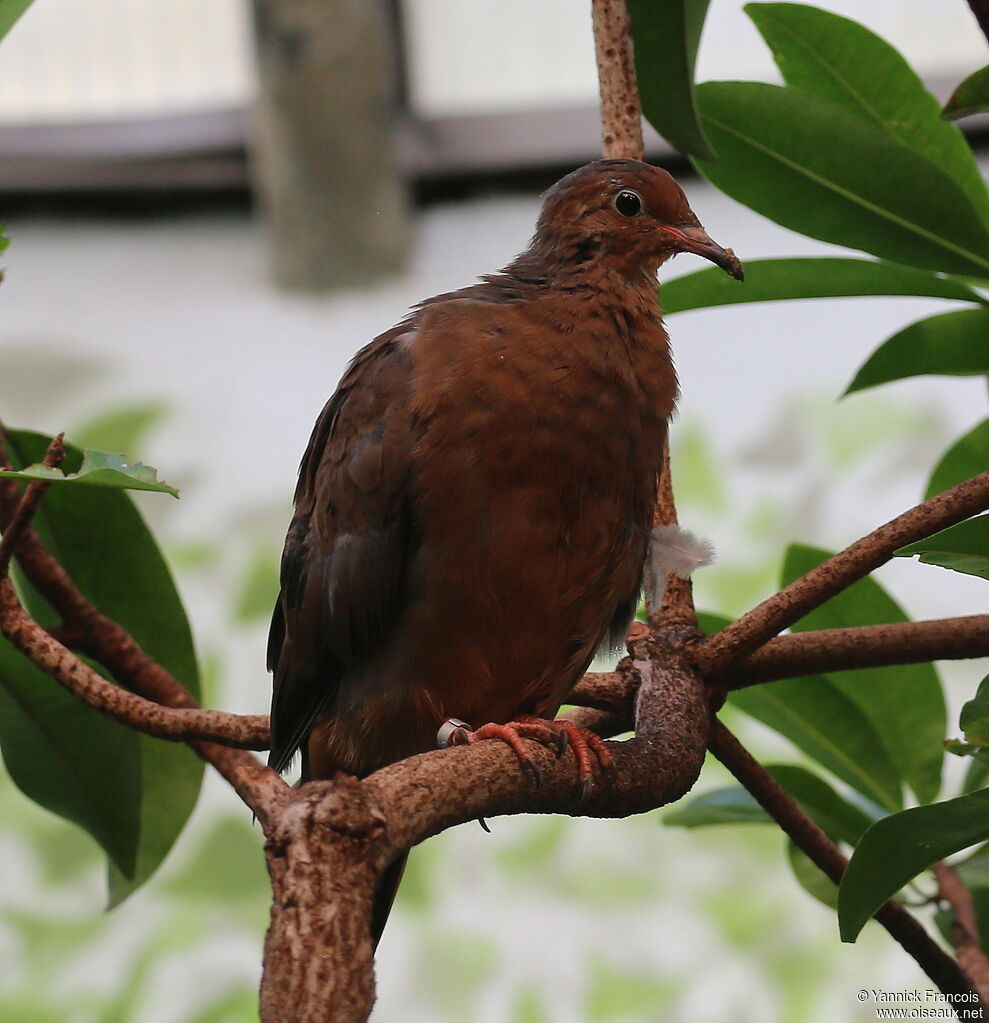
662, 224, 744, 280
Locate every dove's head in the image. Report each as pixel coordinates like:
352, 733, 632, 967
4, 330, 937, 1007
530, 159, 743, 281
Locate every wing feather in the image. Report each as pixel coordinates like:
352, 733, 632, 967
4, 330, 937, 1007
267, 325, 416, 773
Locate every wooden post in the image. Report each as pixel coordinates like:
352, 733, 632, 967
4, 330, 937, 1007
250, 0, 410, 291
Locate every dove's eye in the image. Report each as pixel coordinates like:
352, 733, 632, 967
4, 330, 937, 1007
614, 189, 642, 217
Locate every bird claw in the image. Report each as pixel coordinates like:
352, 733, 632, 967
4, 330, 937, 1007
436, 714, 613, 796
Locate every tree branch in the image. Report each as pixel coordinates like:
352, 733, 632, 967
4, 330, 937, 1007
591, 0, 694, 625
260, 625, 712, 1019
0, 575, 285, 819
572, 613, 989, 713
592, 0, 644, 160
731, 616, 989, 688
0, 433, 64, 576
700, 472, 989, 679
0, 431, 285, 823
709, 720, 979, 1005
365, 624, 709, 855
0, 579, 268, 747
934, 861, 989, 1012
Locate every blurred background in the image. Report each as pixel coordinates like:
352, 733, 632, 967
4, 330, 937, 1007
1, 1, 988, 1020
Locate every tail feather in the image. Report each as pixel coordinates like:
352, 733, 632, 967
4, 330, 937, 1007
372, 851, 409, 949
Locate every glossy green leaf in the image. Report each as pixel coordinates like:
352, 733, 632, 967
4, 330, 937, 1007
0, 449, 178, 497
661, 257, 987, 314
926, 419, 989, 499
943, 64, 989, 121
839, 788, 989, 941
0, 0, 34, 43
894, 516, 989, 582
747, 3, 989, 227
845, 308, 989, 394
694, 82, 989, 280
783, 545, 945, 804
629, 0, 716, 160
0, 430, 203, 901
729, 677, 902, 811
666, 763, 875, 845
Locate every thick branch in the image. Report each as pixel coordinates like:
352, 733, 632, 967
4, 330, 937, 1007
569, 670, 628, 711
366, 624, 710, 859
701, 472, 989, 679
731, 616, 989, 688
710, 720, 978, 1006
934, 862, 989, 1011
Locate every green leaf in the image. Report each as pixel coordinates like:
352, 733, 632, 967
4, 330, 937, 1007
0, 430, 203, 901
894, 516, 989, 582
665, 785, 771, 828
943, 65, 989, 121
697, 611, 733, 635
729, 677, 903, 812
963, 755, 989, 795
628, 0, 716, 161
661, 257, 987, 315
783, 545, 945, 804
926, 419, 989, 500
788, 840, 837, 909
960, 676, 989, 745
0, 0, 34, 43
0, 449, 178, 497
694, 82, 989, 279
839, 788, 989, 941
0, 223, 9, 255
845, 308, 989, 394
666, 763, 875, 845
746, 3, 989, 228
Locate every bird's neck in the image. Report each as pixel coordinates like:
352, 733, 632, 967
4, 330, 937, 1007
508, 245, 661, 301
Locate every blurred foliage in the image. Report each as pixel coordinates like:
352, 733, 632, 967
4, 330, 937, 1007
73, 403, 169, 456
